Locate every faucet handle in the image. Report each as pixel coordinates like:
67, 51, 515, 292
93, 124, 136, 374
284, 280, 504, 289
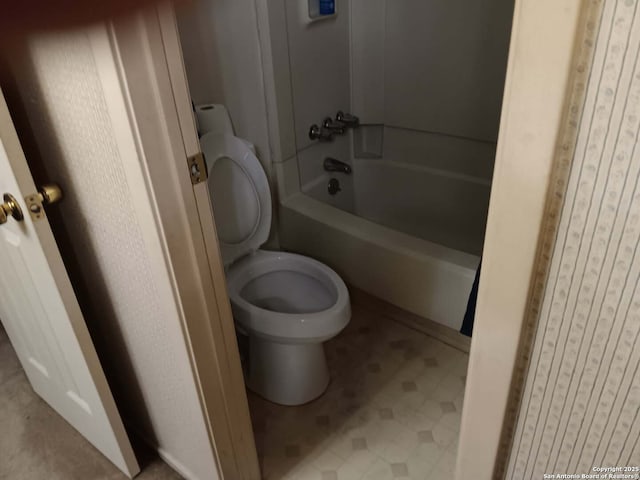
309, 124, 334, 141
336, 111, 359, 127
323, 117, 346, 134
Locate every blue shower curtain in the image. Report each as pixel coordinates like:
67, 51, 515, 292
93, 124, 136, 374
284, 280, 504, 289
460, 262, 481, 337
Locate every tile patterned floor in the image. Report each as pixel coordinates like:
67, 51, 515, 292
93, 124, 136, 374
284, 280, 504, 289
248, 300, 469, 480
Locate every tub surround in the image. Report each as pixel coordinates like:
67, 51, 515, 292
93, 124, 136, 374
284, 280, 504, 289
380, 127, 496, 181
258, 0, 512, 333
351, 0, 513, 141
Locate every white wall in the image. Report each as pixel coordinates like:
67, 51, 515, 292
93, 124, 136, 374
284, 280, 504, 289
283, 0, 351, 152
175, 1, 272, 174
263, 0, 355, 211
267, 0, 512, 204
384, 0, 513, 142
351, 0, 513, 142
287, 0, 353, 209
350, 0, 385, 124
176, 0, 286, 246
351, 0, 513, 181
176, 0, 368, 205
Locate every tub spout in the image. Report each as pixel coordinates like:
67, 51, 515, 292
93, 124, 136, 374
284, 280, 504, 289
323, 157, 352, 174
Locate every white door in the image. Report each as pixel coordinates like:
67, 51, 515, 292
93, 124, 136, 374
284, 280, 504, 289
0, 90, 139, 477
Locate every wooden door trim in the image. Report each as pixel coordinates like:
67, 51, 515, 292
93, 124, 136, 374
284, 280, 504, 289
455, 0, 588, 478
105, 7, 260, 479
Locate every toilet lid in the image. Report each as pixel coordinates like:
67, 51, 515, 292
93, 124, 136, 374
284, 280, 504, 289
200, 133, 271, 266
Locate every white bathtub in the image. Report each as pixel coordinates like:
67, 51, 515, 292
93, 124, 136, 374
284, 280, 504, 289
282, 205, 481, 332
302, 158, 491, 253
352, 159, 491, 256
280, 153, 488, 331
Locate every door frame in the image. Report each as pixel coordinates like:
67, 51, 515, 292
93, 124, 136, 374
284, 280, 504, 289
455, 0, 590, 478
104, 8, 260, 480
106, 0, 589, 478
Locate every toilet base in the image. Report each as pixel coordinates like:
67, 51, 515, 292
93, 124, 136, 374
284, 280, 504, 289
246, 337, 330, 406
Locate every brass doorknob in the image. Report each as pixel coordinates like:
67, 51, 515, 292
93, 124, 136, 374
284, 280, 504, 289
0, 194, 24, 225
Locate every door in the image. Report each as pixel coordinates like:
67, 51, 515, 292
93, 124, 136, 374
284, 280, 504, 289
0, 90, 139, 477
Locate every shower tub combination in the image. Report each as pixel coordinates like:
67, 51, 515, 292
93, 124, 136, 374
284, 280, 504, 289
279, 151, 490, 337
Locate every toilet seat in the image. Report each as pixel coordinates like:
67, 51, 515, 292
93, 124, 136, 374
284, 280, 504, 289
227, 250, 350, 343
200, 133, 271, 267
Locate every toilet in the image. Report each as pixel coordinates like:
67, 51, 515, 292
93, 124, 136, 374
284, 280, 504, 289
199, 132, 351, 406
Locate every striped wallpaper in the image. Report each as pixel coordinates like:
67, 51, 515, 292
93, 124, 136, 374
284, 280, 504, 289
505, 0, 640, 477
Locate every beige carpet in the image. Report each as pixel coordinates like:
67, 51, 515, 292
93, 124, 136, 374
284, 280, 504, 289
0, 325, 182, 480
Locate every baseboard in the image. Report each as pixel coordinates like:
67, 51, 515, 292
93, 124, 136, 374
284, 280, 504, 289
155, 448, 201, 480
126, 424, 204, 480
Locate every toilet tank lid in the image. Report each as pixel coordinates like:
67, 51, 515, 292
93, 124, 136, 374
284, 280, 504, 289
200, 133, 272, 266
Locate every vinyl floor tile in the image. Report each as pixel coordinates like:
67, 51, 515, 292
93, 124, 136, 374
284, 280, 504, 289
248, 300, 469, 480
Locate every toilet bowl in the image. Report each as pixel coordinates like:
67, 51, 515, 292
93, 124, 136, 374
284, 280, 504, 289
200, 132, 350, 406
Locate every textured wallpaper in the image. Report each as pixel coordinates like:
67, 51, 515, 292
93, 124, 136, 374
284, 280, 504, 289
505, 0, 640, 477
7, 30, 217, 479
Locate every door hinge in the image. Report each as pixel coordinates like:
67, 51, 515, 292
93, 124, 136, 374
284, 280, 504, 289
187, 152, 208, 185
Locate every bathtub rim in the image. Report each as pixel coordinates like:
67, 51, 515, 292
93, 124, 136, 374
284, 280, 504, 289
281, 192, 481, 274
